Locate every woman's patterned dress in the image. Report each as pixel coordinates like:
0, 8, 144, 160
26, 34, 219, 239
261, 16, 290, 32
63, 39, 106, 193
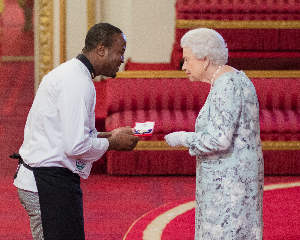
185, 71, 264, 240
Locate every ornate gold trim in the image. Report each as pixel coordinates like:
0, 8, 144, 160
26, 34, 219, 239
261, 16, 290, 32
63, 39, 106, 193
0, 0, 4, 14
176, 19, 300, 29
37, 0, 54, 85
262, 141, 300, 150
244, 70, 300, 78
117, 71, 188, 78
134, 141, 188, 151
60, 0, 66, 64
87, 0, 95, 31
134, 141, 300, 151
1, 56, 34, 61
116, 70, 300, 79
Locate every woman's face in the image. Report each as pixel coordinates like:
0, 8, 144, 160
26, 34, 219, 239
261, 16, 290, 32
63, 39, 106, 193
182, 47, 206, 82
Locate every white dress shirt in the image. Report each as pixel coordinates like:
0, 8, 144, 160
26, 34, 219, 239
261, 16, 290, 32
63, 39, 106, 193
14, 58, 109, 192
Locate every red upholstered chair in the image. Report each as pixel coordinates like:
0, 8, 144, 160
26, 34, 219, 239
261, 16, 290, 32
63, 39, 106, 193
104, 77, 210, 175
252, 78, 300, 175
173, 0, 300, 70
0, 1, 3, 65
92, 80, 108, 174
94, 81, 107, 133
100, 75, 300, 175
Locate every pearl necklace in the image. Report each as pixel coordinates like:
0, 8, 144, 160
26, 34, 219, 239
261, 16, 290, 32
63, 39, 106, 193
211, 66, 222, 87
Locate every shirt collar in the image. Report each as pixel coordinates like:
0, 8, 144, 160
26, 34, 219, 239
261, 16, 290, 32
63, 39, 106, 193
76, 54, 96, 79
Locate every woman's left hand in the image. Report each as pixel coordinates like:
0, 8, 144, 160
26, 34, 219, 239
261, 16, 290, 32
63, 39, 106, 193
164, 131, 188, 147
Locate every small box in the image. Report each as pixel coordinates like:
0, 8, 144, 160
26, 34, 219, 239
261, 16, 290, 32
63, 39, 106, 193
134, 121, 155, 136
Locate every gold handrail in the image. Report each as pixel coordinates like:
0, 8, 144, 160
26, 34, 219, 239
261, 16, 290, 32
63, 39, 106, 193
176, 19, 300, 29
134, 141, 300, 151
116, 70, 300, 79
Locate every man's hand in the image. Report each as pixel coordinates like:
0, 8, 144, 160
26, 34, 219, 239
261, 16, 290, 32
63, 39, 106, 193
111, 126, 134, 137
97, 126, 134, 139
107, 132, 139, 151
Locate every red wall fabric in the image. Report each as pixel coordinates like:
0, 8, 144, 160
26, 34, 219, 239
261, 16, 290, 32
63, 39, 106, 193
176, 0, 300, 15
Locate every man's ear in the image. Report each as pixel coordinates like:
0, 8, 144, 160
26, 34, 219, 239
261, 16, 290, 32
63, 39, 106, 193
96, 44, 108, 57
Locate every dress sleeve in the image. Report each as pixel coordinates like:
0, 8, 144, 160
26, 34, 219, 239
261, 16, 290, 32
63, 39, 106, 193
57, 80, 108, 161
186, 76, 242, 156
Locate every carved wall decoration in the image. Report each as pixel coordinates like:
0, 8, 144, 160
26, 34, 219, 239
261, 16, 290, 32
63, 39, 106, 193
37, 0, 53, 86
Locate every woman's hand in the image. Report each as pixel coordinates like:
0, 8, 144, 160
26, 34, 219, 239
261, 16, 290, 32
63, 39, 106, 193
164, 131, 188, 147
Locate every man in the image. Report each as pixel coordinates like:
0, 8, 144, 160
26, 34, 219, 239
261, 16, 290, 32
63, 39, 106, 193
12, 23, 139, 240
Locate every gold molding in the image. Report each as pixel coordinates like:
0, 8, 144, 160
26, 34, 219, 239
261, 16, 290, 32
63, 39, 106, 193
134, 141, 300, 151
176, 19, 300, 29
1, 56, 34, 61
37, 0, 54, 85
60, 0, 66, 64
87, 0, 95, 31
117, 71, 188, 78
134, 141, 188, 151
243, 70, 300, 78
262, 141, 300, 151
264, 182, 300, 191
116, 70, 300, 79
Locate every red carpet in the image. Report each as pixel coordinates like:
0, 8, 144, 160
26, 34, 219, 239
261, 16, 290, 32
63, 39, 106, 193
0, 175, 197, 240
1, 175, 300, 239
124, 185, 300, 240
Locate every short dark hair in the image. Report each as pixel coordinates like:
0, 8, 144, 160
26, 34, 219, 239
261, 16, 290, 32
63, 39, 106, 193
84, 23, 123, 52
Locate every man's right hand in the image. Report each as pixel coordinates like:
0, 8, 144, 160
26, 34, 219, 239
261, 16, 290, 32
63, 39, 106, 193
107, 132, 139, 151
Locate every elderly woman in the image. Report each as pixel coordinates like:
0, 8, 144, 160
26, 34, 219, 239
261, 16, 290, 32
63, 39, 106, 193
165, 28, 264, 240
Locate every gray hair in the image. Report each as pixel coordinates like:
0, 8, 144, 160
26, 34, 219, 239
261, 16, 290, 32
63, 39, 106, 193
180, 28, 228, 66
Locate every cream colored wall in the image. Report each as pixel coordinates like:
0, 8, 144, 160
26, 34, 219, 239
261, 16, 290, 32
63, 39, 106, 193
101, 0, 176, 64
66, 0, 87, 60
35, 1, 175, 91
41, 0, 176, 75
130, 0, 176, 63
61, 0, 176, 65
101, 0, 133, 67
53, 0, 60, 68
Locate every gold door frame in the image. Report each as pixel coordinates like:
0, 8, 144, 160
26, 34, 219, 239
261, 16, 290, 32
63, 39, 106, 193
35, 0, 95, 90
35, 0, 53, 89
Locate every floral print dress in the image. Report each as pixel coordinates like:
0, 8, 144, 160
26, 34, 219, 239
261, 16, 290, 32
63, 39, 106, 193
185, 71, 264, 240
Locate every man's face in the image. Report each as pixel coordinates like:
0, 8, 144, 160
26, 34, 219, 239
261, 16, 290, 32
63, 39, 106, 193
102, 33, 126, 78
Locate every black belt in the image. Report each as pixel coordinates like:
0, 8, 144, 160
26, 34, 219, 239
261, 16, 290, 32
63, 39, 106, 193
10, 153, 34, 179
